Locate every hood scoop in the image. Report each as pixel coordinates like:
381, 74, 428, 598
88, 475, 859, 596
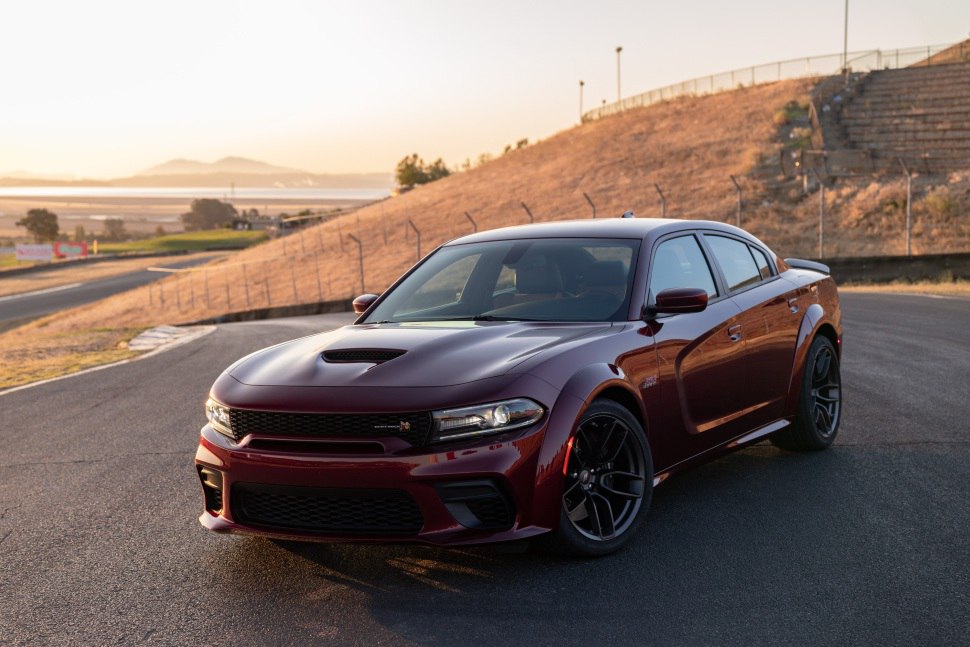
322, 348, 406, 364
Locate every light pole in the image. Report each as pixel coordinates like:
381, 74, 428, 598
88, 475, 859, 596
616, 46, 623, 102
843, 0, 849, 82
579, 80, 585, 122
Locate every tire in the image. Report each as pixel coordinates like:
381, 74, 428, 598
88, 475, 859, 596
544, 399, 653, 557
771, 335, 842, 451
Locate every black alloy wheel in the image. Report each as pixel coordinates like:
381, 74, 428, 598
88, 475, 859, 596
772, 335, 842, 451
547, 399, 653, 556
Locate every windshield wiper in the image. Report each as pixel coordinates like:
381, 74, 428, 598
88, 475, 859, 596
468, 315, 545, 322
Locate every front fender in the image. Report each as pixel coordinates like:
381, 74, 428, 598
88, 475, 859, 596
529, 364, 643, 530
784, 303, 826, 416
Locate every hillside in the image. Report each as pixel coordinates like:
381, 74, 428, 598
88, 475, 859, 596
138, 156, 303, 176
3, 76, 969, 386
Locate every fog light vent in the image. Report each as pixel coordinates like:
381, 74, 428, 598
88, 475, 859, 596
436, 480, 514, 530
197, 466, 224, 514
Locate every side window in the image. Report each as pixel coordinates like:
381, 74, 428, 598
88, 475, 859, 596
750, 246, 773, 280
648, 235, 718, 300
705, 235, 761, 292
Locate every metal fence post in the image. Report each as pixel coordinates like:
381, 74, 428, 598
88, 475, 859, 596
347, 234, 365, 294
407, 220, 421, 260
654, 184, 666, 218
465, 211, 478, 232
381, 203, 388, 246
223, 267, 231, 310
204, 269, 210, 308
811, 169, 825, 258
337, 219, 345, 253
290, 263, 298, 302
583, 192, 596, 219
313, 251, 323, 300
262, 260, 271, 305
242, 263, 251, 308
520, 201, 534, 223
730, 175, 742, 227
175, 275, 182, 312
899, 158, 913, 256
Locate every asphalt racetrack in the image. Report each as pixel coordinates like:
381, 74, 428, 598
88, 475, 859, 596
0, 255, 217, 332
0, 293, 967, 645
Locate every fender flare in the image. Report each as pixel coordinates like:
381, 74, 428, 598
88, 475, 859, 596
784, 303, 827, 415
530, 364, 644, 530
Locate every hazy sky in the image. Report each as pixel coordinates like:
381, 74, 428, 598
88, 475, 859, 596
1, 0, 967, 178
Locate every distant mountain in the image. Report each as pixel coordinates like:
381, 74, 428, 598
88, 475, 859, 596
0, 170, 78, 181
138, 156, 304, 177
0, 156, 393, 189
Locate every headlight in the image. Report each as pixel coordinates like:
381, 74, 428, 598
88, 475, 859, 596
205, 398, 233, 439
431, 398, 544, 442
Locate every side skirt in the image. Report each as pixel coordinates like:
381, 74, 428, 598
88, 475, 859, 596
652, 419, 790, 487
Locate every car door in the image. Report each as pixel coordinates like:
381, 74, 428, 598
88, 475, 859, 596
642, 233, 749, 465
702, 234, 800, 429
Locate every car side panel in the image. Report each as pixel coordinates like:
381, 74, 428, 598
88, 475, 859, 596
728, 278, 802, 427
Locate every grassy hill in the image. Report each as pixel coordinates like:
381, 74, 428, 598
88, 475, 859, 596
3, 75, 969, 387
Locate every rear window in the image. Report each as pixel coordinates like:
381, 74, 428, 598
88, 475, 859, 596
705, 235, 761, 292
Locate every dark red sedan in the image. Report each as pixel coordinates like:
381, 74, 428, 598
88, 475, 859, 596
196, 217, 842, 556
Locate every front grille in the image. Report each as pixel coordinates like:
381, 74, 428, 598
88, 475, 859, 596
322, 348, 405, 363
228, 409, 433, 446
232, 483, 424, 535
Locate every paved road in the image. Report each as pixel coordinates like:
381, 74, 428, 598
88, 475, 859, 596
0, 256, 217, 331
0, 294, 967, 645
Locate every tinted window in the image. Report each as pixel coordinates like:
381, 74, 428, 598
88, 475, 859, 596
750, 246, 773, 279
706, 235, 761, 292
364, 238, 641, 323
648, 235, 718, 300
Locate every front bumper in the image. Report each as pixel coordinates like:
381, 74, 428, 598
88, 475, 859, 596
194, 419, 561, 545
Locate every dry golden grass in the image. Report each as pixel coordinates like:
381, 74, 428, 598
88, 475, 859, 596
840, 280, 970, 297
2, 77, 968, 389
0, 326, 140, 389
0, 251, 225, 297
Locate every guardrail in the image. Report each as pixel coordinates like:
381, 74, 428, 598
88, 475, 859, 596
582, 43, 956, 122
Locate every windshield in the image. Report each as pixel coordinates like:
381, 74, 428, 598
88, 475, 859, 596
363, 237, 641, 323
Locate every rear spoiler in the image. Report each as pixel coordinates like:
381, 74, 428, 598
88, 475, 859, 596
785, 258, 830, 275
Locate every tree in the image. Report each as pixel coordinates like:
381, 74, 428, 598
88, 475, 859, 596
103, 218, 127, 241
395, 154, 428, 188
394, 154, 451, 188
155, 225, 167, 237
180, 199, 238, 231
74, 225, 87, 241
16, 208, 59, 242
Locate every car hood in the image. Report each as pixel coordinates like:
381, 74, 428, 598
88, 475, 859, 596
228, 321, 613, 388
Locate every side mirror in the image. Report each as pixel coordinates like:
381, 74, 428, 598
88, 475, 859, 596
645, 287, 709, 318
352, 293, 380, 315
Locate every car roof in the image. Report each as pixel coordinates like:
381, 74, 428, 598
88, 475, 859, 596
445, 217, 763, 247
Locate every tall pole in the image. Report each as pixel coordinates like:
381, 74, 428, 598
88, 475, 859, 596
616, 46, 623, 103
811, 169, 825, 258
843, 0, 850, 82
579, 80, 585, 122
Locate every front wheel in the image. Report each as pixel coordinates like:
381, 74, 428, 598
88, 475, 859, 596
545, 399, 653, 557
771, 335, 842, 451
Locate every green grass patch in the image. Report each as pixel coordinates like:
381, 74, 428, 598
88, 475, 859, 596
98, 229, 267, 254
0, 253, 37, 269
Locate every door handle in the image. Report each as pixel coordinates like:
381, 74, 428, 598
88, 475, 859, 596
787, 297, 799, 313
728, 324, 742, 342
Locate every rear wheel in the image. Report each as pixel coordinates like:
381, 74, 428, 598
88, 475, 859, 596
771, 335, 842, 451
545, 399, 653, 557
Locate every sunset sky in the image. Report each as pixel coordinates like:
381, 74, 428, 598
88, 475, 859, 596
1, 0, 967, 179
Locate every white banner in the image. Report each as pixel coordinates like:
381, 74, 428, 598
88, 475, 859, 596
15, 243, 53, 262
